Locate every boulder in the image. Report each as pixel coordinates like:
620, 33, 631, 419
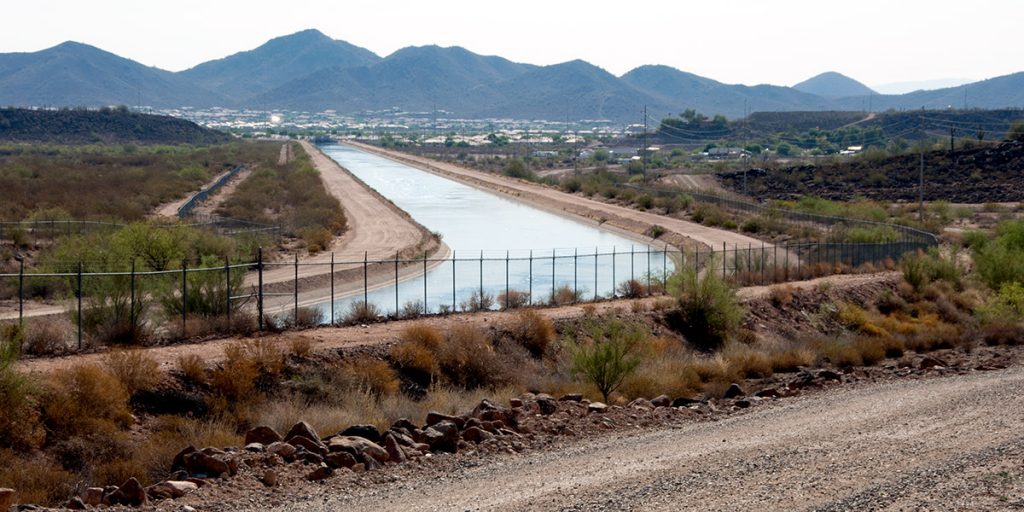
146, 481, 197, 500
423, 421, 459, 453
920, 356, 947, 370
66, 497, 86, 510
735, 399, 752, 409
82, 487, 104, 507
0, 489, 14, 511
559, 393, 583, 402
305, 465, 333, 482
244, 442, 265, 453
111, 478, 148, 507
588, 402, 608, 413
387, 429, 417, 447
325, 452, 358, 469
754, 388, 782, 398
473, 400, 518, 429
391, 418, 419, 432
817, 370, 842, 381
628, 398, 652, 409
299, 451, 324, 465
260, 470, 278, 488
171, 446, 197, 473
651, 394, 672, 407
723, 383, 746, 399
285, 421, 320, 443
184, 452, 229, 478
536, 395, 558, 415
326, 436, 389, 464
244, 426, 283, 446
425, 411, 462, 428
266, 441, 297, 460
509, 398, 524, 408
339, 424, 382, 444
383, 433, 407, 463
286, 435, 328, 456
461, 426, 493, 444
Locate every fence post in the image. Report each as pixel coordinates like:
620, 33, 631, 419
423, 253, 428, 315
630, 245, 635, 284
785, 242, 790, 281
394, 252, 400, 318
77, 262, 83, 350
528, 250, 533, 306
331, 252, 336, 324
723, 242, 727, 279
611, 247, 616, 297
363, 252, 369, 306
224, 257, 231, 328
257, 247, 264, 331
646, 247, 651, 295
451, 251, 456, 312
594, 247, 598, 300
663, 244, 668, 286
761, 242, 766, 285
573, 248, 578, 302
551, 249, 556, 302
17, 257, 24, 328
505, 251, 510, 309
293, 254, 299, 321
773, 243, 778, 284
479, 251, 484, 306
182, 260, 188, 337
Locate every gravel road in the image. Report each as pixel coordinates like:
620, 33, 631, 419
267, 367, 1024, 511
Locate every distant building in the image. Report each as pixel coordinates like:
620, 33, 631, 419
840, 145, 863, 156
705, 147, 750, 160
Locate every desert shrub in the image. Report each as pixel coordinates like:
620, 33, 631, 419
22, 321, 69, 356
550, 285, 583, 305
104, 349, 162, 395
972, 220, 1024, 290
176, 353, 207, 384
767, 348, 815, 373
343, 300, 382, 324
0, 450, 75, 507
300, 227, 333, 254
619, 356, 702, 400
898, 248, 960, 293
41, 364, 133, 439
390, 324, 443, 387
665, 262, 745, 350
210, 340, 282, 408
461, 289, 495, 312
616, 279, 647, 298
436, 325, 504, 389
569, 318, 646, 402
401, 300, 425, 318
160, 256, 245, 321
505, 310, 555, 358
722, 343, 773, 379
339, 357, 400, 398
981, 320, 1024, 346
289, 306, 325, 328
288, 335, 313, 357
769, 285, 794, 306
0, 330, 45, 451
498, 289, 531, 309
852, 337, 887, 366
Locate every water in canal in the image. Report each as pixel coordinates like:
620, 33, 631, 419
319, 144, 675, 315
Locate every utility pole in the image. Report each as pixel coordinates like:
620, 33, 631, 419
642, 105, 648, 178
919, 111, 926, 222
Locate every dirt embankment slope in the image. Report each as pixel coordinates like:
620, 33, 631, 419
349, 141, 772, 254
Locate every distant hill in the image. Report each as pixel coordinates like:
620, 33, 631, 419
2, 31, 1024, 123
0, 42, 226, 108
793, 72, 876, 98
252, 45, 535, 113
0, 107, 232, 144
181, 29, 381, 99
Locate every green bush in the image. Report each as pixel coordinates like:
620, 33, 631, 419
899, 247, 961, 292
974, 220, 1024, 290
569, 318, 645, 401
665, 260, 745, 350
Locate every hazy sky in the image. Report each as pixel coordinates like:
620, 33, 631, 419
4, 0, 1020, 87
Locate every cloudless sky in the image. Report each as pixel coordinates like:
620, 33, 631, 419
4, 0, 1020, 87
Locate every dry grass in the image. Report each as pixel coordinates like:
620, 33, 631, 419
338, 357, 400, 398
287, 334, 313, 357
505, 309, 555, 357
769, 284, 795, 306
22, 321, 69, 356
0, 450, 75, 507
497, 289, 531, 309
550, 285, 583, 306
436, 325, 505, 389
41, 364, 133, 439
104, 349, 162, 395
176, 353, 207, 385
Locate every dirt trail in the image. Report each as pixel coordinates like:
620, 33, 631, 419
17, 272, 895, 374
151, 166, 239, 219
273, 366, 1024, 511
350, 142, 771, 253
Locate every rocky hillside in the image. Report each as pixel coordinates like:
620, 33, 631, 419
0, 107, 231, 145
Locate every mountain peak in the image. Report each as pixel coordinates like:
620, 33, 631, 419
793, 71, 876, 98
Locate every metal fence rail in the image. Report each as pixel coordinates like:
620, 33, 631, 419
624, 183, 940, 246
2, 235, 930, 350
177, 165, 246, 218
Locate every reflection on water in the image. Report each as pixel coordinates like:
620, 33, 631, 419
319, 144, 676, 315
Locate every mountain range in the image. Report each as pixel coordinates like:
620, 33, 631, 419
2, 29, 1023, 122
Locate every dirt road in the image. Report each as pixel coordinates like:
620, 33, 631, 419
269, 366, 1024, 511
350, 142, 771, 253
